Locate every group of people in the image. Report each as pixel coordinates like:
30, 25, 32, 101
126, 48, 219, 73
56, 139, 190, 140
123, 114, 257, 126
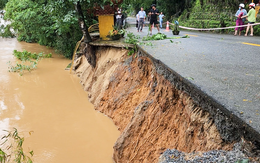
234, 2, 256, 36
134, 2, 257, 36
136, 4, 164, 35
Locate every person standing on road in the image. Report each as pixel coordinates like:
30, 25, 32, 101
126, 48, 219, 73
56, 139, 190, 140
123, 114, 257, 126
143, 12, 146, 28
234, 3, 247, 36
136, 13, 138, 28
149, 4, 160, 35
116, 7, 122, 29
137, 7, 146, 32
242, 3, 256, 36
159, 12, 164, 29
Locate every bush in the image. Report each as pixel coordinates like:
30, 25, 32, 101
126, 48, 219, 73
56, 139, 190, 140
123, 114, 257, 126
3, 0, 85, 58
0, 24, 15, 37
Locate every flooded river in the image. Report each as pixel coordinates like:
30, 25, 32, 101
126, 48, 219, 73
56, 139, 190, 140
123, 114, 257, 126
0, 38, 119, 162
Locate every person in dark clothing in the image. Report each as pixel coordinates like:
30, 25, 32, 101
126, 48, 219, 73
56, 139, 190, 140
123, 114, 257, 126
148, 4, 160, 35
121, 13, 125, 28
115, 7, 122, 29
136, 13, 138, 28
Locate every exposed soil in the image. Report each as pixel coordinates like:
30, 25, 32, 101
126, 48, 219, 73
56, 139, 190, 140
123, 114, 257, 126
75, 47, 235, 163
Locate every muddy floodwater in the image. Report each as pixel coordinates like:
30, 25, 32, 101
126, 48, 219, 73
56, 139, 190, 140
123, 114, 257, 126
0, 38, 119, 162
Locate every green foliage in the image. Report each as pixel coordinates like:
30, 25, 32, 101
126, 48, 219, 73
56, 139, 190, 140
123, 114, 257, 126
108, 26, 126, 37
0, 128, 33, 163
124, 32, 190, 55
0, 0, 8, 9
123, 0, 194, 19
3, 0, 120, 58
143, 33, 167, 41
236, 159, 249, 163
177, 0, 260, 35
142, 33, 189, 41
8, 50, 52, 76
124, 32, 140, 56
3, 0, 100, 58
174, 0, 260, 35
13, 50, 52, 60
124, 31, 190, 55
193, 0, 202, 12
253, 25, 260, 36
8, 60, 38, 76
127, 48, 136, 56
123, 0, 153, 15
124, 32, 140, 44
138, 41, 153, 46
0, 24, 15, 38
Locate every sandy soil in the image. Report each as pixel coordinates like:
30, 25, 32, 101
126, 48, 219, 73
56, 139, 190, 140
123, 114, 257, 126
75, 47, 233, 163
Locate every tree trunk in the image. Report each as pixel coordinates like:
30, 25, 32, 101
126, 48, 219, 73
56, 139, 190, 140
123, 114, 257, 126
75, 2, 96, 68
75, 1, 92, 43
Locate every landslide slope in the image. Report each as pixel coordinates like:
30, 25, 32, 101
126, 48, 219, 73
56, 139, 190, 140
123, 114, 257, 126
75, 46, 235, 162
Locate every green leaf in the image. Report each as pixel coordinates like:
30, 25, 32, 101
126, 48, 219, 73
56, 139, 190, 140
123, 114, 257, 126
29, 150, 34, 157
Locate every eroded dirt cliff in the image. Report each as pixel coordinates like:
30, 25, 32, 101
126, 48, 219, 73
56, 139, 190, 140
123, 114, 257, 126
75, 47, 234, 163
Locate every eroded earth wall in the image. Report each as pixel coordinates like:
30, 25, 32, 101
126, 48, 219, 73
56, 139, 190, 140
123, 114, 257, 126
75, 46, 258, 163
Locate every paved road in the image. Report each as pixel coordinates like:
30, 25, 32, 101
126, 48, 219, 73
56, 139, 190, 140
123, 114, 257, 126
125, 17, 260, 135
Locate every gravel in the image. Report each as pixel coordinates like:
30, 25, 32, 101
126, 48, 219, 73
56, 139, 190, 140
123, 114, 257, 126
158, 143, 259, 163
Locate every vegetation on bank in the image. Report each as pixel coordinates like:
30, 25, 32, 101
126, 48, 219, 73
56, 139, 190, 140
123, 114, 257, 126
1, 0, 109, 58
2, 0, 84, 58
0, 128, 33, 163
123, 32, 190, 56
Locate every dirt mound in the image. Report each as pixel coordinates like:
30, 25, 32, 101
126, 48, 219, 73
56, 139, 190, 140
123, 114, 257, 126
75, 47, 234, 163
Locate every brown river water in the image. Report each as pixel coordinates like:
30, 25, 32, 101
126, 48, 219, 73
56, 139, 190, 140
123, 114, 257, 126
0, 38, 119, 163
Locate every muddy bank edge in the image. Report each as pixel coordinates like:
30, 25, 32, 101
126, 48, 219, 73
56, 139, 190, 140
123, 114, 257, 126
74, 44, 260, 162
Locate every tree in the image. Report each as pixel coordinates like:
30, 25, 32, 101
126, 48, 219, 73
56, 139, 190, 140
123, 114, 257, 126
4, 0, 111, 58
122, 0, 194, 19
74, 1, 92, 43
4, 0, 81, 58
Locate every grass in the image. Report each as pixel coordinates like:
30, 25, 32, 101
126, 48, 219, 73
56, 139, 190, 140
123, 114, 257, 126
0, 128, 33, 163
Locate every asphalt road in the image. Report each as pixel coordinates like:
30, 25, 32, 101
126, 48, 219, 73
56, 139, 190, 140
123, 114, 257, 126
126, 17, 260, 135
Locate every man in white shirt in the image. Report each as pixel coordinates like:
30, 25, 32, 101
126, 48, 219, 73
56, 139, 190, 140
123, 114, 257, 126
137, 7, 146, 32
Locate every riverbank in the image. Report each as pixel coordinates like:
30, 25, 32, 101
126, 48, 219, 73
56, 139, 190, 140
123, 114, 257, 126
74, 43, 260, 162
73, 15, 260, 162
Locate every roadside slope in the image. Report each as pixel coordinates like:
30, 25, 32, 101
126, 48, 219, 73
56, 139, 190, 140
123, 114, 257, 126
74, 46, 259, 162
